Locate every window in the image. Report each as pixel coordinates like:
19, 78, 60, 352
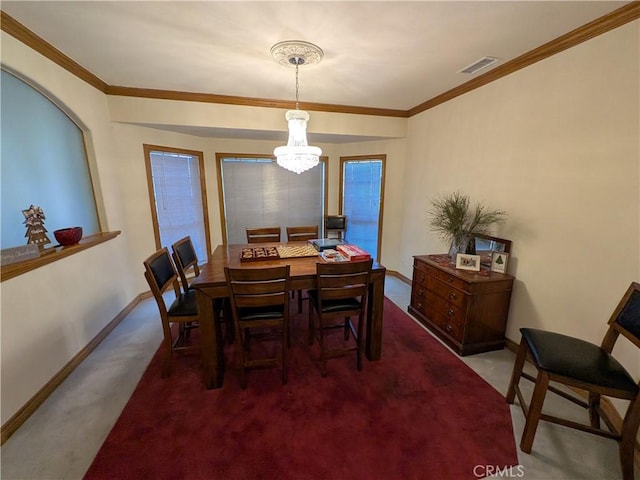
144, 145, 211, 262
1, 69, 100, 249
217, 154, 327, 244
340, 155, 385, 261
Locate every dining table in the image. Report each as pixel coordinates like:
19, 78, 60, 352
190, 242, 387, 389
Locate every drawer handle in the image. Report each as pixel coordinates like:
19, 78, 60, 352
417, 303, 423, 309
448, 309, 455, 317
449, 292, 457, 300
419, 274, 425, 282
447, 275, 455, 283
417, 288, 424, 296
445, 324, 453, 333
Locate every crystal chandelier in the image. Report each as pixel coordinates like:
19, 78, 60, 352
271, 41, 323, 174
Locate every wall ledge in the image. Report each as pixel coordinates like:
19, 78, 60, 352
1, 231, 121, 282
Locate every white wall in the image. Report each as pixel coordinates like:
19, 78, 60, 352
2, 19, 638, 425
400, 21, 640, 377
0, 32, 136, 424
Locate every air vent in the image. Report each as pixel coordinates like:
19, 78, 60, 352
458, 56, 500, 74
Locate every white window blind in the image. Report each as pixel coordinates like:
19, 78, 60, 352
221, 157, 324, 244
149, 150, 207, 261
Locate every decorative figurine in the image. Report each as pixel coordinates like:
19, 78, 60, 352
22, 204, 51, 250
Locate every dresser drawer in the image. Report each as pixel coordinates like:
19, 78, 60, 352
412, 266, 428, 288
424, 291, 465, 339
426, 276, 468, 310
433, 268, 469, 291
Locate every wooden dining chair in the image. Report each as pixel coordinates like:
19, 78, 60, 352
171, 236, 232, 343
143, 248, 200, 377
286, 225, 319, 242
246, 227, 281, 244
506, 282, 640, 480
308, 259, 372, 377
171, 236, 200, 292
286, 225, 320, 312
225, 265, 291, 389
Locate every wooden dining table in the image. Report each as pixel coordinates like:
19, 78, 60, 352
190, 242, 387, 389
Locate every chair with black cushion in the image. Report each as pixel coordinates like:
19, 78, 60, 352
286, 225, 320, 312
224, 265, 290, 389
246, 227, 281, 244
143, 248, 200, 377
308, 259, 372, 377
171, 236, 201, 292
171, 236, 232, 344
506, 282, 640, 480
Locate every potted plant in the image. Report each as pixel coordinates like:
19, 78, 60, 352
428, 191, 507, 259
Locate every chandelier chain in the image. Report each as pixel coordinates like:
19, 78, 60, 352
295, 61, 300, 110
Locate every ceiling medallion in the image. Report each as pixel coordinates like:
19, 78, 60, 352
270, 40, 324, 68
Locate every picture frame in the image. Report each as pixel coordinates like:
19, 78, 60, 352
455, 253, 481, 271
491, 252, 509, 274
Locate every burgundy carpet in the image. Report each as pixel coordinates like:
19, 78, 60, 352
84, 298, 517, 480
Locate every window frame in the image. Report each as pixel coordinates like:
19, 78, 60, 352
339, 154, 386, 262
143, 144, 212, 261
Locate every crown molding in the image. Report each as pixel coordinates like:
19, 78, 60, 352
408, 1, 640, 116
0, 10, 108, 92
104, 86, 408, 118
2, 2, 638, 119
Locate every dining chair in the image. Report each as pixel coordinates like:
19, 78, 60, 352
172, 236, 232, 343
246, 227, 281, 243
224, 265, 291, 389
506, 282, 640, 480
171, 236, 200, 292
308, 259, 372, 377
143, 247, 200, 377
286, 225, 320, 312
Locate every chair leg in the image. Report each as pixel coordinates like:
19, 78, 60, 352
282, 326, 289, 385
298, 290, 303, 313
356, 313, 364, 371
520, 370, 550, 453
318, 317, 327, 377
308, 306, 315, 346
237, 325, 248, 389
506, 341, 527, 404
588, 392, 601, 429
344, 317, 350, 340
620, 397, 640, 480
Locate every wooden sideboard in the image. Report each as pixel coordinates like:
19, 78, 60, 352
408, 254, 514, 356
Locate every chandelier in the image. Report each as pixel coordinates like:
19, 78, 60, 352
271, 40, 323, 174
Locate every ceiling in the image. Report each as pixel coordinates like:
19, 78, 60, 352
1, 1, 634, 141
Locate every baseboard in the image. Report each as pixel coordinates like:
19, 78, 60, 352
386, 269, 411, 285
0, 291, 152, 445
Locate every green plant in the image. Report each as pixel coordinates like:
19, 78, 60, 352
428, 191, 507, 251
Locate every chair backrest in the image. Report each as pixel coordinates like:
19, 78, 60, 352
143, 248, 181, 311
602, 281, 640, 351
286, 225, 319, 242
246, 227, 281, 244
316, 259, 372, 303
171, 236, 200, 292
225, 265, 290, 310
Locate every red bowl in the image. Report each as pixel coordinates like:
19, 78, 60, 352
54, 227, 83, 246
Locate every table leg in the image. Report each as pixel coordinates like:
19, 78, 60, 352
366, 272, 386, 360
196, 290, 224, 389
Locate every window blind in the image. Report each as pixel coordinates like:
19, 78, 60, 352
221, 157, 324, 244
149, 151, 207, 261
342, 160, 383, 259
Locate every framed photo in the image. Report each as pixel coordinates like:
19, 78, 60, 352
456, 253, 481, 271
491, 252, 509, 274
